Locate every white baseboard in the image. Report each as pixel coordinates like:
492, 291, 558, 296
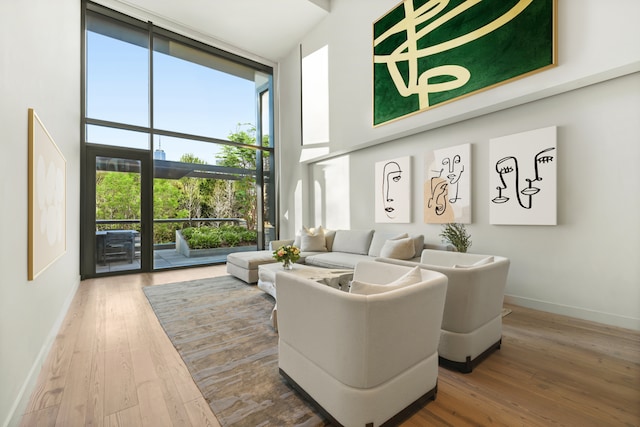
4, 279, 80, 427
504, 294, 640, 331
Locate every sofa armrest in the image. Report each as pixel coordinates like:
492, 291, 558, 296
438, 259, 510, 332
268, 239, 295, 251
373, 257, 418, 268
423, 242, 455, 251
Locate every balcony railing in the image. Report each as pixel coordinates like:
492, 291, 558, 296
96, 217, 247, 228
95, 218, 257, 271
96, 218, 249, 249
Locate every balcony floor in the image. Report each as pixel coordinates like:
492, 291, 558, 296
96, 248, 231, 274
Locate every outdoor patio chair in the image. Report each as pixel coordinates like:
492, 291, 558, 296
104, 231, 135, 263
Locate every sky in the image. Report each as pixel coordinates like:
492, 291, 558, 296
86, 31, 259, 164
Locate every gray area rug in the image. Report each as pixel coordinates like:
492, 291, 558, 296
143, 275, 328, 427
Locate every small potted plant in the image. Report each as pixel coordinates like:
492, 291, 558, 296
273, 244, 301, 270
440, 223, 472, 253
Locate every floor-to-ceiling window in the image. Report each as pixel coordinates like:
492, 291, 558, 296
80, 1, 275, 278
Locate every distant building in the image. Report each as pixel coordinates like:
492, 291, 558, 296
154, 148, 166, 160
154, 141, 166, 160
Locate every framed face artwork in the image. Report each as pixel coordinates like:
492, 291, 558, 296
375, 156, 411, 223
424, 143, 471, 224
489, 126, 557, 225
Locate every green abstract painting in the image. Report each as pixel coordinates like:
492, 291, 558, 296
373, 0, 556, 126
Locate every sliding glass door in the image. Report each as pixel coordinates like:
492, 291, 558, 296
81, 146, 151, 276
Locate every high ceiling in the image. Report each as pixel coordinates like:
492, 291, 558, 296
113, 0, 331, 62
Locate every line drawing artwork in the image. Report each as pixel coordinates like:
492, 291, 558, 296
490, 126, 557, 225
383, 161, 402, 216
376, 156, 411, 223
424, 143, 471, 224
492, 147, 555, 208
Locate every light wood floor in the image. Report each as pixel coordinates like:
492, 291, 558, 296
20, 266, 640, 427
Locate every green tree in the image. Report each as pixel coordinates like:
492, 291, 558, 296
96, 171, 140, 226
177, 153, 206, 223
199, 178, 234, 219
153, 178, 188, 243
216, 123, 268, 230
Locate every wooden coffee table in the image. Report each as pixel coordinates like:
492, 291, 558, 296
257, 263, 353, 330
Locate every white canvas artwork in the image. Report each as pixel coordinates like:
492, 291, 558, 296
375, 156, 411, 223
424, 143, 471, 224
29, 109, 67, 280
489, 126, 557, 225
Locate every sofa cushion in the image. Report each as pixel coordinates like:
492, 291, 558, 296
226, 250, 275, 270
367, 232, 407, 257
349, 266, 422, 295
305, 252, 372, 269
331, 229, 374, 255
380, 237, 416, 260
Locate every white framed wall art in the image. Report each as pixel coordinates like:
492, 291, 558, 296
424, 143, 471, 224
489, 126, 557, 225
375, 156, 411, 223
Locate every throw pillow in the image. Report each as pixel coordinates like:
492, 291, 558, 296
453, 256, 494, 268
388, 265, 423, 286
302, 225, 324, 236
349, 266, 423, 295
295, 225, 328, 252
324, 229, 336, 251
349, 280, 398, 295
473, 256, 494, 266
367, 232, 407, 257
411, 234, 425, 258
300, 233, 327, 252
380, 237, 416, 260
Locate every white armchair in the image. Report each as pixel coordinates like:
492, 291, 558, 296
378, 250, 510, 372
276, 261, 448, 427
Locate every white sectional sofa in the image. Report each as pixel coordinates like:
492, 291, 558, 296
377, 249, 510, 373
226, 228, 437, 283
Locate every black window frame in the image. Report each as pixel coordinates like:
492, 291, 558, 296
80, 0, 276, 278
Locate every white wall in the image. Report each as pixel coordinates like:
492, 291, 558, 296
298, 0, 640, 153
276, 0, 640, 330
0, 1, 81, 426
308, 74, 640, 329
